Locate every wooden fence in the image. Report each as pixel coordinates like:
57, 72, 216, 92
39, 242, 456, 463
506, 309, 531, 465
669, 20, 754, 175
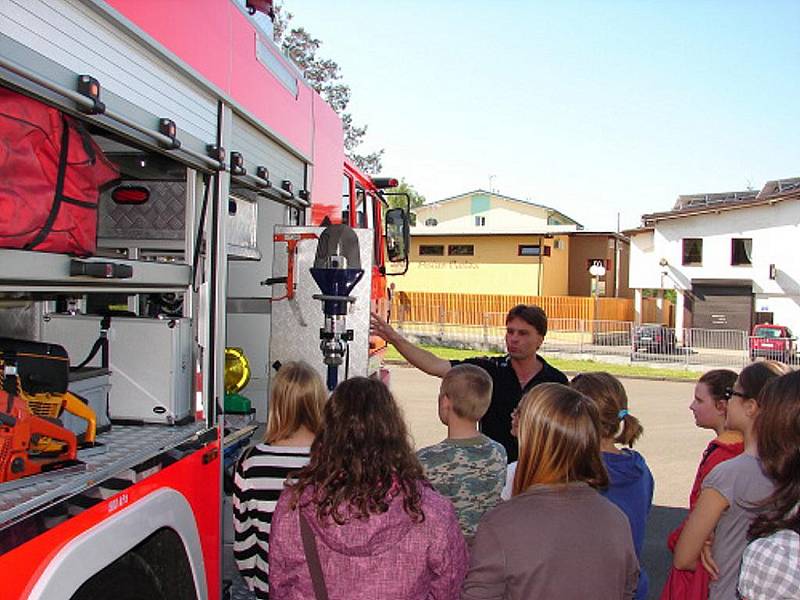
392, 291, 634, 326
641, 298, 675, 326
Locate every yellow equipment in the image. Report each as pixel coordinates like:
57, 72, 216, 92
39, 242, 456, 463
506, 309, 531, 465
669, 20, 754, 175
23, 390, 97, 447
224, 347, 251, 394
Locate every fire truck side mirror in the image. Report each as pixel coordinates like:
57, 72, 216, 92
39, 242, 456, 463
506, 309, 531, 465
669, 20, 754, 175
385, 208, 409, 264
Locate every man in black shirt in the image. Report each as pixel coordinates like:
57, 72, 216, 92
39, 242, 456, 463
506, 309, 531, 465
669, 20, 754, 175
370, 304, 567, 461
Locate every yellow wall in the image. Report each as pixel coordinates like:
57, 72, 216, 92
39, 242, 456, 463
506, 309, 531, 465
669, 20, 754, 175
414, 193, 550, 229
396, 235, 569, 296
542, 235, 569, 296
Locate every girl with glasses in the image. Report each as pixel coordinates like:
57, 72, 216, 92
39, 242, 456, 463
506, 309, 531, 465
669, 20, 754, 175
738, 370, 800, 599
673, 360, 791, 600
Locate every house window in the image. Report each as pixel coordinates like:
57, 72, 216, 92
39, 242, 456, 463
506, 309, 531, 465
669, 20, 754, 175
448, 244, 474, 256
474, 216, 486, 226
682, 238, 703, 265
424, 217, 438, 226
731, 238, 752, 265
518, 245, 552, 257
419, 245, 444, 256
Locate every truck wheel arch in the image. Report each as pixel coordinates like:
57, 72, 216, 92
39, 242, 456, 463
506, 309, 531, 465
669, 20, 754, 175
28, 488, 207, 600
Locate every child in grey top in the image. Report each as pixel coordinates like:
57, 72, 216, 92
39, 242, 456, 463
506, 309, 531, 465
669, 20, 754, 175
417, 364, 507, 538
673, 361, 790, 600
702, 454, 773, 599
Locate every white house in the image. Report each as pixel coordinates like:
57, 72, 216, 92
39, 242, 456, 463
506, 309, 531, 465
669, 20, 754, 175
627, 177, 800, 335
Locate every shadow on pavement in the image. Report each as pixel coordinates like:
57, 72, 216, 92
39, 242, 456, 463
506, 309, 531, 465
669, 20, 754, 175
643, 504, 688, 599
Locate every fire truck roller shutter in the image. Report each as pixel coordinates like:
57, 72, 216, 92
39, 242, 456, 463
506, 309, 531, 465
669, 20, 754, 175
226, 112, 310, 413
230, 112, 306, 204
1, 2, 219, 170
27, 488, 207, 600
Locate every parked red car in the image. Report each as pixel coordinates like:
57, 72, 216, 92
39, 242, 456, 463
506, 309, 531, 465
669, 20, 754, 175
749, 324, 796, 363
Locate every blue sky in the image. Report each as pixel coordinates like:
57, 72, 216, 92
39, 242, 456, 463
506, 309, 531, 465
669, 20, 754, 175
287, 1, 800, 231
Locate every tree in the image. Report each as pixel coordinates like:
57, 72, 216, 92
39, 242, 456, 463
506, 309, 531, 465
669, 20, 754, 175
273, 4, 383, 174
385, 179, 425, 225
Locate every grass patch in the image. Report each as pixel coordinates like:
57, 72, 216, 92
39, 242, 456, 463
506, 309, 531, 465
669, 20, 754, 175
384, 344, 502, 362
547, 358, 700, 381
384, 345, 700, 381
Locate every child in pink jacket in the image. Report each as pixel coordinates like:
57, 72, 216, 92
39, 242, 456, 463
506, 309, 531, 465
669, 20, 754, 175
269, 377, 467, 599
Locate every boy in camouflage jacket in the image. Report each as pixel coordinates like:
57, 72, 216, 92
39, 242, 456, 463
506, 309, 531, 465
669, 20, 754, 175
417, 364, 507, 539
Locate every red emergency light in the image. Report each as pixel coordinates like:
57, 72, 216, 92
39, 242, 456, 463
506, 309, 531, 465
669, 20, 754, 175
371, 177, 399, 189
246, 0, 274, 18
112, 185, 150, 205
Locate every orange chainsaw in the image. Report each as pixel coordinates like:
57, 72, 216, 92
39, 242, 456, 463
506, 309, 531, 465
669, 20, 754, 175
0, 337, 97, 448
0, 338, 95, 482
0, 388, 78, 482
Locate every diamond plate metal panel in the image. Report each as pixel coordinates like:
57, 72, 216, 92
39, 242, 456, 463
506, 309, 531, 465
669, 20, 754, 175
0, 303, 38, 339
227, 195, 260, 259
99, 181, 186, 240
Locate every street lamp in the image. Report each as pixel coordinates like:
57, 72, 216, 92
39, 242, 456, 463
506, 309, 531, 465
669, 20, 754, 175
589, 261, 607, 322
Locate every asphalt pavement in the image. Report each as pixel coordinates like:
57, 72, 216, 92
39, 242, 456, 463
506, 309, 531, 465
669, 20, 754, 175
388, 364, 704, 600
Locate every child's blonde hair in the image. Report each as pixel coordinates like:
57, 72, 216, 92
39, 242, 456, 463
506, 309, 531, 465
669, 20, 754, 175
513, 383, 608, 496
265, 361, 326, 444
441, 364, 493, 421
570, 372, 643, 447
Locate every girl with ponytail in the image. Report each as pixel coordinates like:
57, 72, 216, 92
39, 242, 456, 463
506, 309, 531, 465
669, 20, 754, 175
571, 372, 654, 600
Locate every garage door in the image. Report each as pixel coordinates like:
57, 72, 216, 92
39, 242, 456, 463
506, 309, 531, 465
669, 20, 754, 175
691, 282, 753, 332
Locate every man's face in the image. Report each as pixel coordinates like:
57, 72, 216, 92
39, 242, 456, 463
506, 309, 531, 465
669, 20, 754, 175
505, 317, 544, 361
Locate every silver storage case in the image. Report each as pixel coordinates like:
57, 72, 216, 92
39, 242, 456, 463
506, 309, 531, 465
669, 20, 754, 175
41, 315, 193, 424
65, 368, 112, 437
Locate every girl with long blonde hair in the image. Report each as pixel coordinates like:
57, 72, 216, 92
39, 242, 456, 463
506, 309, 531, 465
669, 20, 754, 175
233, 361, 326, 599
463, 383, 639, 599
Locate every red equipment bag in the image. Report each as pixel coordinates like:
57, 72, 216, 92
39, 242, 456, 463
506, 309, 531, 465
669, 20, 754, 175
0, 88, 119, 256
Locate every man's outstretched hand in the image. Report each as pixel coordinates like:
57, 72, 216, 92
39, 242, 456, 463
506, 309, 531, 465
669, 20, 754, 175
370, 311, 450, 377
370, 312, 396, 343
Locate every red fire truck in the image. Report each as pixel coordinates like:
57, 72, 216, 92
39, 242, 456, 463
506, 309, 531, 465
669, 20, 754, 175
0, 1, 408, 598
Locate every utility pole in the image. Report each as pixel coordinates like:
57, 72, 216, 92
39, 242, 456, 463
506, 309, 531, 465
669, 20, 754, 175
615, 212, 621, 297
